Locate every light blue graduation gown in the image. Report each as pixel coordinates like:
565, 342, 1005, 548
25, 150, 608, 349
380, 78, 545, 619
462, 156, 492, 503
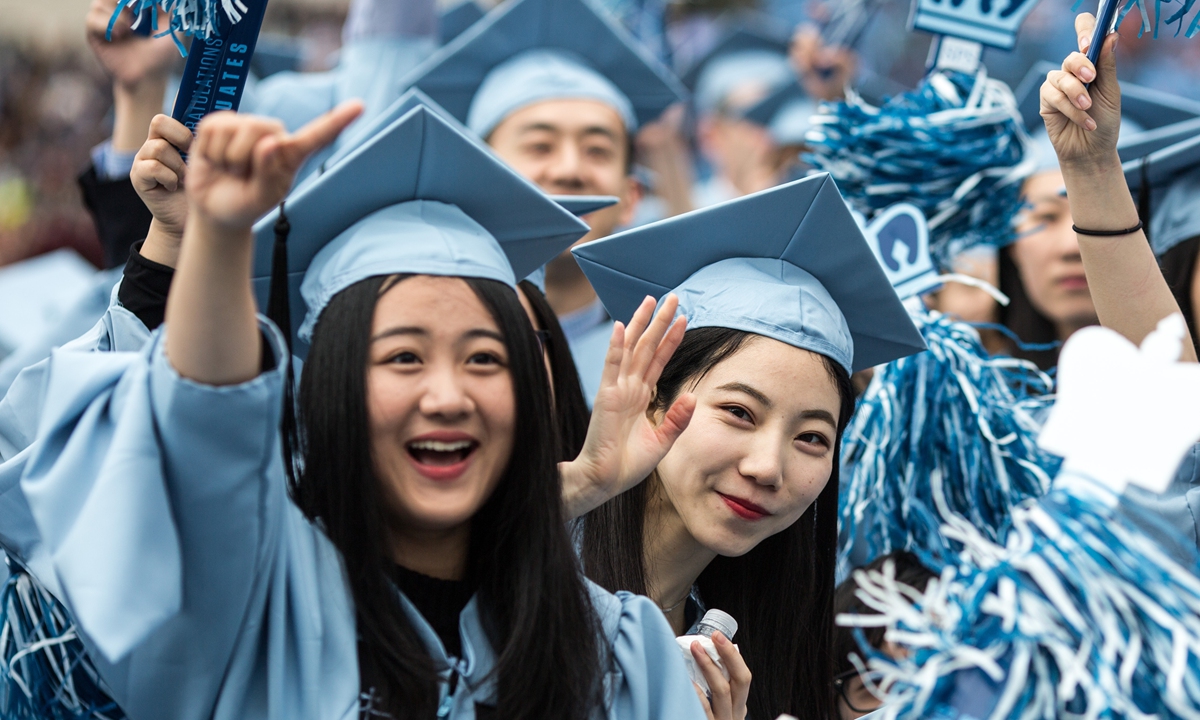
0, 298, 151, 597
569, 319, 614, 408
0, 268, 123, 398
6, 312, 705, 720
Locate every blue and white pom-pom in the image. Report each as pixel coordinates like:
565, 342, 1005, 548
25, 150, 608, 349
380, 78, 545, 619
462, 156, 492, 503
839, 305, 1060, 579
108, 0, 250, 49
0, 555, 123, 720
804, 69, 1034, 269
1103, 0, 1200, 38
840, 315, 1200, 719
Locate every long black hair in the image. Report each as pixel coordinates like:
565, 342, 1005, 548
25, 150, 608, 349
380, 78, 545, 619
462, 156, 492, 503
997, 246, 1061, 370
295, 274, 603, 720
518, 279, 591, 460
579, 326, 856, 720
1159, 235, 1200, 358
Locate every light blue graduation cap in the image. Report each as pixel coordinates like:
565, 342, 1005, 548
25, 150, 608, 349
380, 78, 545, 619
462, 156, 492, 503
439, 1, 485, 45
572, 173, 926, 373
402, 0, 686, 139
249, 105, 591, 354
681, 23, 793, 115
742, 80, 816, 146
1014, 61, 1200, 172
1148, 164, 1200, 257
1123, 132, 1200, 194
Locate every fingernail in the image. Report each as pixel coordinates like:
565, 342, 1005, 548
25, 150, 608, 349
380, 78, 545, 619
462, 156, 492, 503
1085, 117, 1097, 131
1112, 33, 1119, 52
1076, 94, 1091, 110
1080, 35, 1090, 50
713, 632, 727, 645
1079, 66, 1095, 82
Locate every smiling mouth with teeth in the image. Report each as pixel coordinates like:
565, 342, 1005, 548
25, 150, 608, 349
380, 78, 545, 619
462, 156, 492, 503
406, 439, 478, 467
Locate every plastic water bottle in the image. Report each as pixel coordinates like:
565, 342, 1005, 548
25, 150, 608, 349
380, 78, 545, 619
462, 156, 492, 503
675, 609, 739, 696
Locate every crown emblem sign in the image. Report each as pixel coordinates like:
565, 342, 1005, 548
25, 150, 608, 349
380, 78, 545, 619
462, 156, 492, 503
865, 204, 938, 300
909, 0, 1042, 50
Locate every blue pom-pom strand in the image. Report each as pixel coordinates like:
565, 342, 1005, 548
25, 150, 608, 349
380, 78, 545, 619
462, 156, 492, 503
842, 472, 1200, 719
0, 554, 124, 720
1074, 0, 1200, 38
107, 0, 251, 53
838, 307, 1061, 580
804, 69, 1034, 270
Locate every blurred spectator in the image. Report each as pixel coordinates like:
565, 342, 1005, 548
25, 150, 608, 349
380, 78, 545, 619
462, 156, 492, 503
0, 0, 349, 272
0, 43, 108, 268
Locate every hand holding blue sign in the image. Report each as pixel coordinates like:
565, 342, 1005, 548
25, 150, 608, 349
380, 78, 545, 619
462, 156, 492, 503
1039, 12, 1122, 172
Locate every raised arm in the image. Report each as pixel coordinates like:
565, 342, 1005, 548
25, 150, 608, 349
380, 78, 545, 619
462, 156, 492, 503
1040, 13, 1197, 362
164, 103, 362, 386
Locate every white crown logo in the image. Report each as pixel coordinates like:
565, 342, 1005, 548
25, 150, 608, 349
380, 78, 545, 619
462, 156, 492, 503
908, 0, 1042, 50
865, 204, 937, 300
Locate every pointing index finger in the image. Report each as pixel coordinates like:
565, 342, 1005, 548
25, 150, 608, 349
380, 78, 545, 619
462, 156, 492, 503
283, 100, 364, 163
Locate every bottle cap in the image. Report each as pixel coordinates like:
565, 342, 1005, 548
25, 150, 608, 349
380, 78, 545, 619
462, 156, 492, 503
698, 609, 738, 640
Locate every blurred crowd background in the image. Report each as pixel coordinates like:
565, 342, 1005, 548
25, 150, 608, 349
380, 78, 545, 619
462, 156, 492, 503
0, 0, 1196, 272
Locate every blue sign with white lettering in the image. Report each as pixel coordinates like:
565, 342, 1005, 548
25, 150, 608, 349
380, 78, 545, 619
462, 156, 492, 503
171, 0, 269, 127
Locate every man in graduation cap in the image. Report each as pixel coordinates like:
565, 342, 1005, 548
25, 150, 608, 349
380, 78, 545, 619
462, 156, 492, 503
402, 0, 687, 403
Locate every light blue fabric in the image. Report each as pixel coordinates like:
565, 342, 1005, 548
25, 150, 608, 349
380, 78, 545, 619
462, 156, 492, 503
89, 141, 137, 181
0, 294, 152, 611
0, 268, 123, 398
1122, 443, 1200, 567
693, 49, 792, 115
569, 318, 614, 408
1149, 164, 1200, 256
525, 266, 547, 293
298, 201, 517, 340
573, 174, 926, 373
8, 315, 706, 720
677, 257, 854, 372
342, 0, 437, 44
467, 49, 636, 138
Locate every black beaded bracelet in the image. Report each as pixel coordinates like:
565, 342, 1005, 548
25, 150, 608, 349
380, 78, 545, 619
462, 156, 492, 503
1071, 220, 1143, 237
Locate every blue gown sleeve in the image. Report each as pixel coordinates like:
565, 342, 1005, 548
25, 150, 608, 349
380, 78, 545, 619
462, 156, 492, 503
590, 583, 706, 720
0, 291, 152, 589
16, 319, 359, 720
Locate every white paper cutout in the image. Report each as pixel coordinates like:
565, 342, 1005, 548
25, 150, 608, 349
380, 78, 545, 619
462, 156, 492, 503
1038, 314, 1200, 495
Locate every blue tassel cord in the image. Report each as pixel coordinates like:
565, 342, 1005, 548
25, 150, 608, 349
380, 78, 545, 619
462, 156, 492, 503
107, 0, 250, 50
839, 308, 1061, 580
804, 69, 1034, 269
842, 474, 1200, 719
0, 556, 124, 720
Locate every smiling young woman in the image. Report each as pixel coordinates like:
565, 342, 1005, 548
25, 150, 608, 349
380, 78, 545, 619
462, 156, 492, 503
6, 103, 707, 720
571, 175, 927, 720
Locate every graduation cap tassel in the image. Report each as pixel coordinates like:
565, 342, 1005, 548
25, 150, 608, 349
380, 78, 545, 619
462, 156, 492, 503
0, 554, 124, 719
267, 203, 300, 492
804, 68, 1034, 270
838, 308, 1061, 580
